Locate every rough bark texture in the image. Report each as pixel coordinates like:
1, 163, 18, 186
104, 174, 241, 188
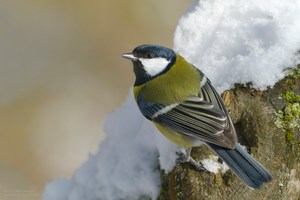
158, 70, 300, 200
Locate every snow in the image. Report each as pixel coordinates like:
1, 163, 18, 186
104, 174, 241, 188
174, 0, 300, 92
201, 156, 229, 174
43, 92, 178, 200
43, 0, 300, 199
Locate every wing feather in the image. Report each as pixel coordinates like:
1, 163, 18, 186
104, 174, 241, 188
136, 73, 237, 148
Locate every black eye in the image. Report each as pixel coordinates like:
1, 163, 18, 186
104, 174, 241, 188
146, 52, 155, 59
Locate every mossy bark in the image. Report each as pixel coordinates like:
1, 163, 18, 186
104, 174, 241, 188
158, 73, 300, 200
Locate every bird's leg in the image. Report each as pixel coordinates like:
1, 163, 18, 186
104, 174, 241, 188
176, 148, 206, 171
176, 148, 191, 163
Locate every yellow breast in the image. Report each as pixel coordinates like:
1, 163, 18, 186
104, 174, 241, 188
153, 122, 196, 147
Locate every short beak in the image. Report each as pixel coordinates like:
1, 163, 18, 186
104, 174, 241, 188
122, 53, 137, 61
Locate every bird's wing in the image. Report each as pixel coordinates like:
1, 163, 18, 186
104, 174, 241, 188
137, 91, 235, 148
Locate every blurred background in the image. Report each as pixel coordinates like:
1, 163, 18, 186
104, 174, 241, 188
0, 0, 192, 199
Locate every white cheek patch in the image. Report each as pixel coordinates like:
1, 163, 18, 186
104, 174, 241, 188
139, 57, 170, 76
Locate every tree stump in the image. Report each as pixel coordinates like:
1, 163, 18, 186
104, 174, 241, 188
158, 68, 300, 200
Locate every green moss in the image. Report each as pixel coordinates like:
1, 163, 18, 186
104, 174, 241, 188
176, 191, 184, 199
275, 65, 300, 155
287, 65, 300, 79
284, 91, 300, 103
158, 172, 169, 200
275, 89, 300, 153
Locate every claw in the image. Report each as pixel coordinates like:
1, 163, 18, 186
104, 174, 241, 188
188, 157, 206, 171
176, 148, 206, 171
176, 150, 191, 163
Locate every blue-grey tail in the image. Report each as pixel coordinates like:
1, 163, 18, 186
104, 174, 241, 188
208, 143, 272, 189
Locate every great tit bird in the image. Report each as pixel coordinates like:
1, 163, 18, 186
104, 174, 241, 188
122, 44, 272, 189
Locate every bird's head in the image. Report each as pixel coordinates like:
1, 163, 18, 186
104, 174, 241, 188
122, 44, 176, 85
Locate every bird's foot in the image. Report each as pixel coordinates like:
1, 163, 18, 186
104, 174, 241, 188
176, 148, 206, 171
188, 157, 206, 171
176, 148, 191, 163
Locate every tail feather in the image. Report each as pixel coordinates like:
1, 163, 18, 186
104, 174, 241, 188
208, 143, 272, 189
